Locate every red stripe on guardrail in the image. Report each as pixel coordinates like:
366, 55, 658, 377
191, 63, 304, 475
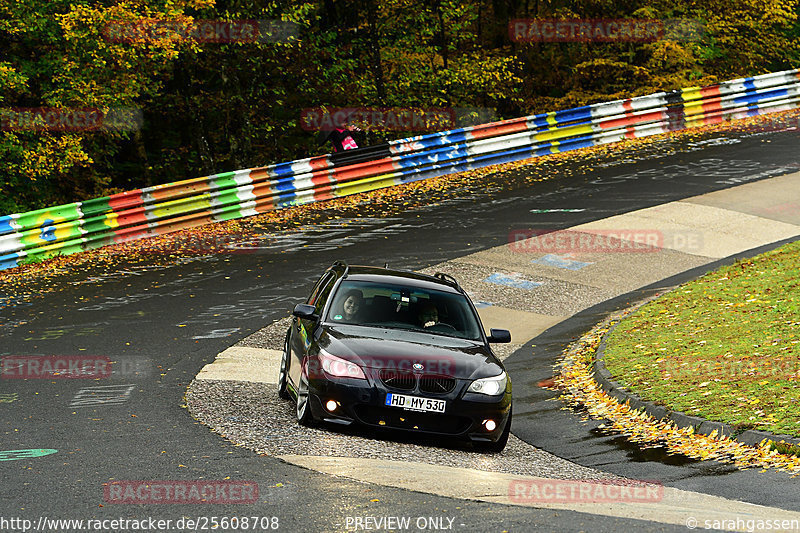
108, 190, 145, 212
311, 169, 336, 201
332, 159, 397, 182
599, 109, 666, 129
469, 119, 529, 140
309, 155, 331, 170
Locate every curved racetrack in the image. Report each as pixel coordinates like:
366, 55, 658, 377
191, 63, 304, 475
2, 120, 799, 532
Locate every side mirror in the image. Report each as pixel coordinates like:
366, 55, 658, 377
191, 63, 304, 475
293, 303, 319, 321
487, 328, 511, 344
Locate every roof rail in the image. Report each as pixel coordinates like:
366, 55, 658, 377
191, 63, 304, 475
433, 272, 460, 289
332, 260, 350, 276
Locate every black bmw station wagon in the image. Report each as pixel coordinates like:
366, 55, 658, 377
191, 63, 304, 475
278, 262, 513, 452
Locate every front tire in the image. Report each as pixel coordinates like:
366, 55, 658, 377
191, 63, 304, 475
295, 365, 315, 427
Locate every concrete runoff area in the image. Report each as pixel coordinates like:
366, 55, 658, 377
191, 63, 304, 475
422, 260, 618, 317
678, 171, 800, 226
471, 305, 568, 361
459, 245, 712, 293
281, 455, 800, 532
195, 346, 282, 383
191, 171, 800, 527
569, 202, 800, 259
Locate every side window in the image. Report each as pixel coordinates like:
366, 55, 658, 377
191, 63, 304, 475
307, 272, 334, 306
314, 276, 337, 314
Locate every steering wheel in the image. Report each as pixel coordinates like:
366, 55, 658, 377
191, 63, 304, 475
427, 322, 457, 333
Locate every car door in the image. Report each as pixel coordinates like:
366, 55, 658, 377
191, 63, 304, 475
289, 271, 337, 388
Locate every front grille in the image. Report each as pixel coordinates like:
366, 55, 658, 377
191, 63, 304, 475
380, 370, 415, 391
419, 375, 456, 394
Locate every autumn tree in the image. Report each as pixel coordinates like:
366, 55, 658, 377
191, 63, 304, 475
0, 0, 211, 213
1, 0, 798, 213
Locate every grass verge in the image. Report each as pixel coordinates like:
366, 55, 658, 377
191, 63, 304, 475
555, 314, 800, 474
603, 240, 800, 438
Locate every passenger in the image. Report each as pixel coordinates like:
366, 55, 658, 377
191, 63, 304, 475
340, 289, 364, 322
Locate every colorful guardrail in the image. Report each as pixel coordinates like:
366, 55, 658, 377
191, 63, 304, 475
2, 69, 799, 271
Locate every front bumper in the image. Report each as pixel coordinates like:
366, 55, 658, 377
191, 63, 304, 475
307, 375, 512, 443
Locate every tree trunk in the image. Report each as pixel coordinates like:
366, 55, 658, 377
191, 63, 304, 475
434, 0, 449, 70
366, 0, 386, 104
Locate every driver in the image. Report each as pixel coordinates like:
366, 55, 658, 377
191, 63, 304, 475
418, 302, 439, 328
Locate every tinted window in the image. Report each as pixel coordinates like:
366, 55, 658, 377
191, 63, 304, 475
326, 280, 482, 340
313, 275, 337, 314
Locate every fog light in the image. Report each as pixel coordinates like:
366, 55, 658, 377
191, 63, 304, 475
483, 419, 497, 432
325, 399, 338, 412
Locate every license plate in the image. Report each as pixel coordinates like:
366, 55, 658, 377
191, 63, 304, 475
385, 393, 446, 413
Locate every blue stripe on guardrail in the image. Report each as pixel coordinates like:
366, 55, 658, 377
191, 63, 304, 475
272, 162, 299, 178
555, 106, 593, 124
388, 129, 473, 151
1, 69, 797, 273
733, 87, 791, 105
0, 252, 22, 270
0, 215, 16, 235
395, 145, 471, 168
275, 193, 299, 208
274, 176, 299, 193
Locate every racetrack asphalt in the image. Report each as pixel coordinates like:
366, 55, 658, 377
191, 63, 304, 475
1, 122, 798, 532
190, 170, 800, 528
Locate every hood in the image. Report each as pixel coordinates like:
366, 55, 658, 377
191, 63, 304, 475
317, 324, 503, 380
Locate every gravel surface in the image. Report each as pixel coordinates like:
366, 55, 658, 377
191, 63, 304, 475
486, 341, 524, 361
190, 263, 616, 482
187, 379, 619, 481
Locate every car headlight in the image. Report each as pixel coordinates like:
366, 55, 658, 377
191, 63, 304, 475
319, 350, 366, 379
467, 372, 507, 396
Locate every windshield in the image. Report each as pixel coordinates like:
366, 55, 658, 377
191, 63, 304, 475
326, 280, 483, 340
